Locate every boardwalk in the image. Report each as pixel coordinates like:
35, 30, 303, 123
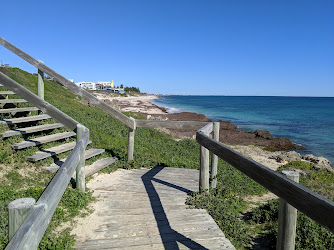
73, 166, 235, 249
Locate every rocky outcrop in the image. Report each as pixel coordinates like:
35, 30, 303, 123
302, 154, 333, 172
148, 112, 296, 151
270, 151, 302, 163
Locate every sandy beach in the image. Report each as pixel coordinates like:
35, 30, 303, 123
92, 92, 166, 114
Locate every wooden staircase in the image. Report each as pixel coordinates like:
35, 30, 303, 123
0, 84, 116, 177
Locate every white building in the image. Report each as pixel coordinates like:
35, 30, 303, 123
75, 82, 96, 90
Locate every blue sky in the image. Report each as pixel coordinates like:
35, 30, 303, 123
1, 0, 333, 96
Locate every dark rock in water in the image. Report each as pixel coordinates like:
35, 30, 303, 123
252, 130, 274, 140
148, 111, 297, 151
167, 112, 212, 122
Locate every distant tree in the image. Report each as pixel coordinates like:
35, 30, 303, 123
124, 86, 140, 93
120, 84, 123, 89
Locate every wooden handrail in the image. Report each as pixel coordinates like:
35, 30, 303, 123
0, 36, 135, 129
5, 130, 89, 250
0, 72, 78, 130
136, 119, 209, 130
196, 130, 334, 233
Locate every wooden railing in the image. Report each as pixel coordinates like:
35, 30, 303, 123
0, 69, 90, 249
196, 124, 334, 248
3, 36, 334, 248
6, 128, 89, 249
0, 36, 211, 162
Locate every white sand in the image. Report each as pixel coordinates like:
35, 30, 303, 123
93, 92, 166, 114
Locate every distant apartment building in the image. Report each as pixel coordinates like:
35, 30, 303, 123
76, 80, 125, 93
75, 82, 96, 90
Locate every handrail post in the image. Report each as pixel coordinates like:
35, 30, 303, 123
199, 128, 211, 193
76, 123, 87, 192
276, 171, 299, 250
37, 67, 44, 100
8, 198, 36, 241
210, 122, 220, 189
128, 117, 136, 161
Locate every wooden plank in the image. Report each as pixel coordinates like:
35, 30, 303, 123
72, 167, 234, 250
73, 157, 116, 178
196, 131, 334, 233
45, 148, 106, 172
199, 122, 213, 134
127, 118, 136, 161
12, 131, 76, 149
5, 131, 90, 250
0, 99, 27, 104
210, 121, 220, 188
8, 198, 36, 241
26, 140, 91, 162
0, 37, 134, 129
75, 123, 86, 192
0, 91, 15, 95
0, 114, 50, 124
0, 72, 78, 130
277, 171, 299, 250
0, 107, 39, 114
1, 123, 64, 138
136, 119, 209, 130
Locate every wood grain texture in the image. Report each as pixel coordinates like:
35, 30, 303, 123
26, 140, 92, 162
199, 122, 213, 135
8, 198, 36, 241
276, 171, 299, 250
0, 91, 15, 95
0, 99, 27, 104
210, 122, 220, 188
196, 131, 334, 233
0, 107, 39, 114
0, 37, 134, 129
5, 131, 90, 250
0, 72, 78, 130
1, 123, 64, 138
0, 114, 50, 124
46, 148, 106, 172
12, 131, 75, 149
73, 166, 235, 249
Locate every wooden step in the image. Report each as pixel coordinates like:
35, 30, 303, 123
0, 91, 15, 95
0, 114, 51, 124
85, 157, 116, 177
12, 131, 76, 149
45, 148, 106, 173
26, 140, 92, 162
71, 157, 116, 178
0, 107, 39, 114
0, 99, 27, 104
1, 123, 64, 138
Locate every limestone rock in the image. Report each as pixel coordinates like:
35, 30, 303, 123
270, 151, 301, 163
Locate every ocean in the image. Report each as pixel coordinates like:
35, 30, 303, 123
152, 96, 334, 164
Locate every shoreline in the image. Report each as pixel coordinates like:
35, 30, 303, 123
92, 92, 332, 170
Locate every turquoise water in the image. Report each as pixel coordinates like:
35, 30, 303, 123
152, 96, 334, 164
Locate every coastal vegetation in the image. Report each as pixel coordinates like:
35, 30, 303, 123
0, 67, 333, 249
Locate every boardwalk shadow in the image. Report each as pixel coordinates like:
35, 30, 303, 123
141, 166, 208, 250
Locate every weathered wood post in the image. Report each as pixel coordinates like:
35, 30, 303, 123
37, 68, 44, 100
76, 123, 87, 192
199, 124, 212, 193
8, 198, 36, 241
210, 122, 220, 188
128, 117, 136, 161
276, 171, 299, 250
